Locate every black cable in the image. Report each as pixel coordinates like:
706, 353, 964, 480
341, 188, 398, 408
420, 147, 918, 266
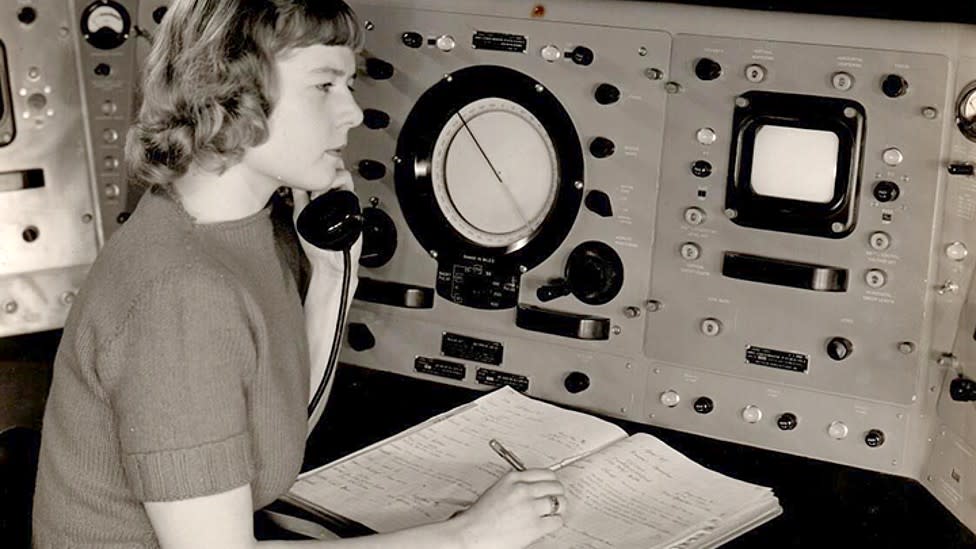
307, 248, 352, 419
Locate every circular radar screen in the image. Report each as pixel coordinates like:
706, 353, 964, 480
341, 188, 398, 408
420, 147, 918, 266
395, 65, 584, 277
432, 98, 558, 248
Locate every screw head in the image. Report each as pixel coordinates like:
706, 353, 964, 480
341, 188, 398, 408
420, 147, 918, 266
3, 301, 18, 314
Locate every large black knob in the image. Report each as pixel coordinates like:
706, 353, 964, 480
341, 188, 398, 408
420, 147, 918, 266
564, 371, 591, 394
694, 58, 723, 81
881, 74, 909, 98
589, 137, 615, 159
564, 241, 624, 305
594, 83, 621, 105
584, 190, 613, 217
872, 181, 900, 203
359, 207, 398, 269
357, 159, 387, 181
950, 376, 976, 402
363, 109, 390, 130
347, 322, 376, 351
826, 337, 854, 361
864, 429, 886, 448
366, 58, 395, 80
17, 6, 37, 25
152, 6, 168, 24
570, 46, 594, 66
401, 31, 423, 49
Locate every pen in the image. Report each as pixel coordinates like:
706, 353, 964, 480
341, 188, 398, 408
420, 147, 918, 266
489, 438, 526, 471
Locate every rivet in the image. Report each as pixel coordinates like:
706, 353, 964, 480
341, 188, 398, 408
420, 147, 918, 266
364, 21, 375, 31
3, 301, 18, 314
638, 46, 648, 57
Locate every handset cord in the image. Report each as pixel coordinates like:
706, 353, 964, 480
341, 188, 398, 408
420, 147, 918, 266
307, 248, 352, 419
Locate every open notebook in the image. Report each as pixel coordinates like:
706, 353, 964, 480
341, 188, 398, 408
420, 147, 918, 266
282, 386, 782, 548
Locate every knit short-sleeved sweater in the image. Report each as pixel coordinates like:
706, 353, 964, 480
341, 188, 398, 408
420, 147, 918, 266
32, 185, 310, 548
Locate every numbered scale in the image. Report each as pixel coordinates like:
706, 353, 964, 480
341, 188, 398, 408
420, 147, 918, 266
395, 66, 584, 309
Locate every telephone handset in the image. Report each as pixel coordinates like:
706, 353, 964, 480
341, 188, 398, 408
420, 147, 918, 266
295, 189, 364, 251
294, 188, 364, 423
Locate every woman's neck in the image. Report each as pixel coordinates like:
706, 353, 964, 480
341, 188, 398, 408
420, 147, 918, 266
172, 163, 278, 223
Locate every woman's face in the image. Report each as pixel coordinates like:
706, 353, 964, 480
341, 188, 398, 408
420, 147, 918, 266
242, 44, 363, 193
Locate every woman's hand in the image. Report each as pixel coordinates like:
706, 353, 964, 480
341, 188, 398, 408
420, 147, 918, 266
291, 168, 362, 275
451, 469, 566, 549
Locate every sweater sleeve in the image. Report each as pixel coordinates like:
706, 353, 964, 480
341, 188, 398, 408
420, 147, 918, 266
102, 266, 258, 502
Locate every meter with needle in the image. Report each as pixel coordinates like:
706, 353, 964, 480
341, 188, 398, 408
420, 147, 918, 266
395, 66, 584, 309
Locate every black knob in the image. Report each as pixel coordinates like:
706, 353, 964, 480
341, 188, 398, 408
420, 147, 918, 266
864, 429, 886, 448
537, 278, 571, 302
594, 83, 621, 105
152, 6, 168, 24
584, 190, 614, 218
401, 31, 424, 49
826, 337, 854, 361
950, 376, 976, 402
872, 180, 900, 203
116, 212, 130, 224
347, 322, 376, 352
363, 109, 391, 130
881, 74, 909, 98
17, 6, 37, 25
94, 63, 112, 77
357, 159, 387, 181
948, 163, 975, 176
570, 46, 594, 66
366, 58, 395, 80
359, 208, 398, 269
564, 371, 591, 394
589, 137, 615, 159
777, 413, 798, 431
693, 397, 714, 414
691, 160, 713, 178
694, 58, 723, 81
565, 241, 625, 305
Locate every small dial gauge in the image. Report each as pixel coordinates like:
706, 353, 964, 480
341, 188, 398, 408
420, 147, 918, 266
430, 98, 559, 249
81, 1, 131, 50
956, 81, 976, 141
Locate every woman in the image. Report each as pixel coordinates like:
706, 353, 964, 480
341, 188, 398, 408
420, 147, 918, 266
31, 1, 566, 547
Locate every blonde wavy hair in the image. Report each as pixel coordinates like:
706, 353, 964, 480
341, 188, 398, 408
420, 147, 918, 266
125, 0, 365, 187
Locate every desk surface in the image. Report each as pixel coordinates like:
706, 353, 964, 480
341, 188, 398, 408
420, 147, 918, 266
306, 364, 976, 548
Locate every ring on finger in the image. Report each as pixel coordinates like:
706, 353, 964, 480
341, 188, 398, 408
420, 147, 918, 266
546, 495, 560, 516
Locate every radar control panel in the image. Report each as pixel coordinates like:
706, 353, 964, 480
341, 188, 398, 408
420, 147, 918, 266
339, 0, 976, 533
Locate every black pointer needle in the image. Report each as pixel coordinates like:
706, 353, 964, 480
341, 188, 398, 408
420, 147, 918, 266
456, 112, 531, 227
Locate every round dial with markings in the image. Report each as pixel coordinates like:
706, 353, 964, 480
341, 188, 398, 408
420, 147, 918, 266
431, 98, 559, 249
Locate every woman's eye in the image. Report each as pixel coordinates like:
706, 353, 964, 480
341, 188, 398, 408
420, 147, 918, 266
316, 82, 334, 92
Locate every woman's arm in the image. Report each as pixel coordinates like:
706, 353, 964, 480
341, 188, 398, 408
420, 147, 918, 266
145, 470, 566, 549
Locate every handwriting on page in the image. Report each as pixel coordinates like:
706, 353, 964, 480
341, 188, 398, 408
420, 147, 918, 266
289, 387, 626, 532
530, 434, 771, 549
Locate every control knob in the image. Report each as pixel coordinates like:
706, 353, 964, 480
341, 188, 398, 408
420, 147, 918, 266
537, 241, 624, 305
594, 83, 621, 105
564, 371, 591, 394
864, 429, 886, 448
589, 137, 616, 158
570, 46, 595, 66
872, 181, 900, 203
826, 337, 854, 361
359, 207, 398, 269
357, 159, 387, 181
363, 109, 390, 130
881, 74, 909, 98
366, 58, 395, 80
694, 58, 723, 81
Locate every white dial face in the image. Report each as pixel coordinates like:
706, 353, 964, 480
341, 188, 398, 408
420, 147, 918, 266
430, 97, 559, 248
962, 88, 976, 120
87, 5, 125, 34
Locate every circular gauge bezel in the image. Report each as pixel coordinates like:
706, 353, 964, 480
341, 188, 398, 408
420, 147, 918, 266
81, 0, 131, 50
395, 65, 584, 271
430, 97, 560, 249
956, 81, 976, 142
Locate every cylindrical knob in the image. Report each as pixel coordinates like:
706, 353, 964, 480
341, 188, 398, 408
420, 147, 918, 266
366, 58, 394, 80
357, 159, 387, 181
589, 137, 615, 158
570, 45, 594, 66
660, 390, 681, 408
691, 160, 713, 178
594, 83, 621, 105
401, 31, 423, 49
693, 397, 714, 414
881, 74, 909, 98
564, 371, 591, 394
741, 405, 763, 424
435, 35, 456, 52
950, 376, 976, 402
347, 322, 376, 351
363, 109, 390, 130
864, 429, 886, 448
826, 337, 853, 361
777, 413, 798, 431
694, 58, 723, 81
828, 421, 849, 440
872, 181, 900, 203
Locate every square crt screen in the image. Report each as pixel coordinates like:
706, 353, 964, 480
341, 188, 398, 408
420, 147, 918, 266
750, 125, 839, 203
